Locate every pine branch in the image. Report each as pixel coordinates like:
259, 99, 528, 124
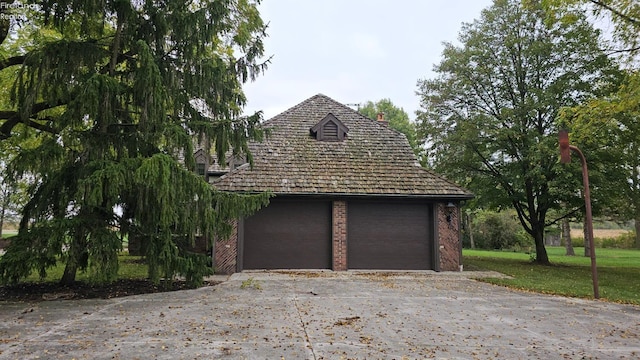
99, 50, 134, 75
0, 55, 25, 71
0, 101, 62, 138
0, 115, 58, 139
22, 118, 58, 135
0, 117, 18, 140
0, 110, 18, 118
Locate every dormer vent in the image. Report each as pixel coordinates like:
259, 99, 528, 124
310, 113, 348, 141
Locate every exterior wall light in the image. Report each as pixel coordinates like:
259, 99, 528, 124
445, 202, 456, 223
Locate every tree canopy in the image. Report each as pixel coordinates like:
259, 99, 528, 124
548, 0, 639, 247
0, 136, 31, 238
416, 0, 617, 263
0, 0, 271, 285
544, 0, 640, 58
558, 70, 640, 247
357, 99, 421, 158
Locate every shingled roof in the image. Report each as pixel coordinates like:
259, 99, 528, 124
214, 94, 473, 199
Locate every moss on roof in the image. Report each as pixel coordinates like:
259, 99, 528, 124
214, 94, 472, 198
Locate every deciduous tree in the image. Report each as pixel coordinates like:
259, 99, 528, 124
544, 0, 640, 58
559, 70, 640, 248
416, 0, 616, 264
358, 99, 420, 157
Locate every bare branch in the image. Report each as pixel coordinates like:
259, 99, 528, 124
605, 45, 640, 55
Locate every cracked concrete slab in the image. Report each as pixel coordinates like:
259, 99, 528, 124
1, 271, 639, 359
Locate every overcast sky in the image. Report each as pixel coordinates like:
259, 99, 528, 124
241, 0, 494, 120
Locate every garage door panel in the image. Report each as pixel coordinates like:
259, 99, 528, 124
243, 200, 331, 270
348, 201, 433, 270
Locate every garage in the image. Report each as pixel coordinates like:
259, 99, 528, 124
213, 94, 473, 274
347, 201, 434, 270
242, 199, 332, 270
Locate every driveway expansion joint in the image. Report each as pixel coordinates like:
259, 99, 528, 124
293, 295, 317, 360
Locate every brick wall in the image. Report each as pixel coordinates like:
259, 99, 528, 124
214, 202, 462, 274
437, 203, 462, 271
332, 200, 347, 271
214, 220, 238, 274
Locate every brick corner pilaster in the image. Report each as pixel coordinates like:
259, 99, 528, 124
214, 219, 238, 274
332, 201, 347, 271
437, 203, 462, 271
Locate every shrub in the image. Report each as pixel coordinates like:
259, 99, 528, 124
467, 211, 530, 250
595, 231, 636, 249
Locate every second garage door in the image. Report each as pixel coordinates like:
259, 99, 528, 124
242, 199, 332, 270
347, 201, 434, 270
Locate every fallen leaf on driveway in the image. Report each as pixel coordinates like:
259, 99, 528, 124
334, 316, 360, 326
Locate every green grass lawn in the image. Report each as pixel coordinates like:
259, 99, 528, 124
463, 247, 640, 305
21, 253, 149, 283
1, 230, 18, 238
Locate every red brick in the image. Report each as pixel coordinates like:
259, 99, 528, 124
437, 203, 462, 271
214, 220, 238, 274
332, 201, 347, 271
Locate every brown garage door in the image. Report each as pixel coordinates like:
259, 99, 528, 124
347, 201, 433, 270
242, 199, 332, 270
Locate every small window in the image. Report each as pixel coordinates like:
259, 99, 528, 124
310, 113, 348, 141
194, 149, 209, 177
196, 162, 206, 176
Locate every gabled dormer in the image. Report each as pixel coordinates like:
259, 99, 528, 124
194, 148, 210, 176
310, 113, 349, 141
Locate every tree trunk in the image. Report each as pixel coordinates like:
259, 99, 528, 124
0, 204, 4, 239
60, 232, 88, 285
562, 218, 574, 256
60, 260, 78, 285
583, 222, 591, 257
0, 185, 8, 239
635, 216, 640, 249
533, 228, 550, 264
467, 212, 475, 249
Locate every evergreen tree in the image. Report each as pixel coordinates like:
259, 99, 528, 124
0, 0, 270, 285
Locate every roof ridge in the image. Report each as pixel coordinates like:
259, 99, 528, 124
262, 94, 331, 123
214, 94, 473, 198
264, 93, 366, 123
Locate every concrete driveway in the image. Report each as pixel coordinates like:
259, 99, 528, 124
1, 271, 639, 359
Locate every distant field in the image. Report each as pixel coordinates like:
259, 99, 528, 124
570, 229, 630, 239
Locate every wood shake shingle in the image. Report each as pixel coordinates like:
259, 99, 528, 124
214, 94, 472, 198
